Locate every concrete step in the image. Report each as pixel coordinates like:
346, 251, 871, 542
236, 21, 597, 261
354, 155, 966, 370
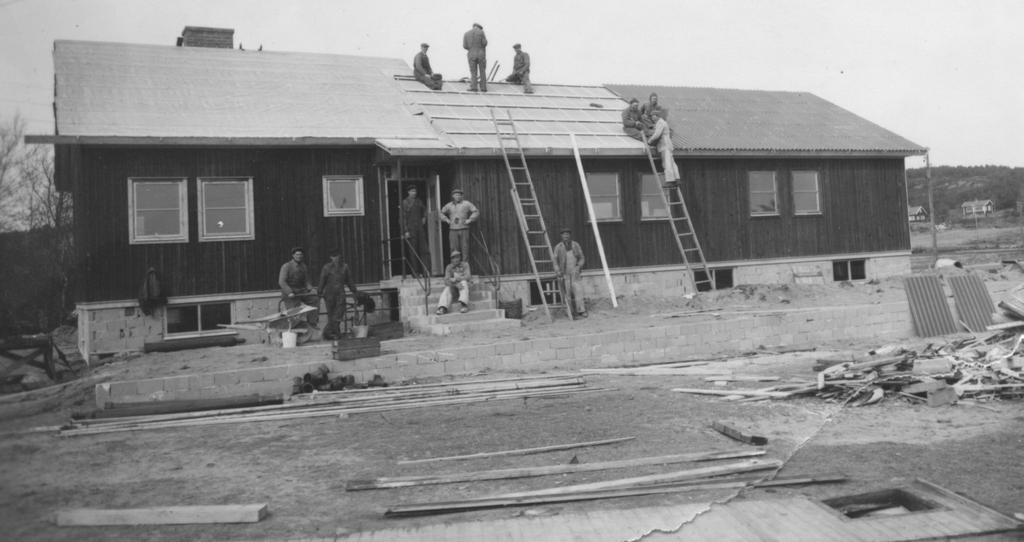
400, 288, 495, 304
408, 309, 505, 329
415, 317, 523, 336
403, 299, 498, 318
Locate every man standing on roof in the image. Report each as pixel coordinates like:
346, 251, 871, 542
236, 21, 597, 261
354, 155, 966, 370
318, 248, 360, 340
401, 186, 429, 275
440, 188, 479, 263
554, 228, 587, 318
647, 109, 680, 188
413, 43, 442, 90
640, 92, 667, 128
279, 247, 319, 328
504, 43, 533, 94
463, 23, 488, 92
621, 98, 647, 141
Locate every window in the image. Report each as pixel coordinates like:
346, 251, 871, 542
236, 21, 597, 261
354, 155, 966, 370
585, 172, 621, 221
748, 171, 778, 216
198, 177, 254, 241
166, 302, 232, 336
792, 171, 821, 215
640, 174, 668, 219
128, 178, 188, 244
694, 268, 734, 292
323, 175, 364, 216
833, 259, 866, 281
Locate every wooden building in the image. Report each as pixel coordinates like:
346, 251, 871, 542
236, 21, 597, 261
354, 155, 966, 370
908, 205, 929, 222
32, 29, 926, 357
961, 199, 993, 217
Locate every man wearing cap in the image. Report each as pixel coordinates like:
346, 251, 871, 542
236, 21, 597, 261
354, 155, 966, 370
504, 43, 533, 94
279, 247, 319, 327
318, 248, 360, 340
440, 188, 479, 262
463, 23, 488, 92
553, 228, 587, 317
436, 250, 473, 315
647, 109, 680, 188
414, 43, 442, 90
640, 92, 667, 128
401, 186, 429, 275
621, 98, 647, 141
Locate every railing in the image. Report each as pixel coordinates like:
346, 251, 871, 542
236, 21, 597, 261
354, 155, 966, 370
382, 236, 432, 318
470, 228, 502, 298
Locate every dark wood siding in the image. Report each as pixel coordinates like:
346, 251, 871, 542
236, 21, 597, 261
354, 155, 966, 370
451, 156, 910, 275
71, 146, 381, 302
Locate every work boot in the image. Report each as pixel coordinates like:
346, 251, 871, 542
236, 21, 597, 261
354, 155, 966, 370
436, 306, 448, 315
459, 302, 469, 313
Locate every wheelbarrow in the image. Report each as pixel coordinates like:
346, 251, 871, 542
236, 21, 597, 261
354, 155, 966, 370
220, 301, 319, 346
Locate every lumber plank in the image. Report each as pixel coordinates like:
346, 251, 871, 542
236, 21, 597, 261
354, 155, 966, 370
671, 386, 816, 398
55, 503, 268, 526
397, 436, 636, 465
710, 421, 767, 446
347, 449, 766, 490
703, 376, 780, 382
986, 320, 1024, 331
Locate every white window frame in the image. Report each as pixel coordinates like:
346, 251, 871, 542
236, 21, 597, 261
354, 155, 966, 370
128, 177, 189, 245
584, 172, 622, 222
323, 175, 365, 217
164, 301, 235, 339
639, 173, 669, 221
198, 176, 255, 242
748, 171, 779, 217
792, 170, 822, 215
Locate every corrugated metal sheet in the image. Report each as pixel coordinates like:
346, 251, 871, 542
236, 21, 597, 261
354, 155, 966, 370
948, 274, 995, 333
53, 41, 439, 141
904, 275, 958, 337
605, 85, 926, 155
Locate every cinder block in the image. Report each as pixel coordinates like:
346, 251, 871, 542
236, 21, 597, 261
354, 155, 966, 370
495, 342, 515, 355
239, 370, 264, 383
108, 381, 138, 398
163, 376, 190, 392
94, 383, 111, 409
537, 349, 556, 361
197, 373, 216, 389
500, 353, 521, 367
261, 366, 288, 382
555, 347, 574, 361
573, 345, 589, 359
551, 337, 574, 348
213, 372, 240, 386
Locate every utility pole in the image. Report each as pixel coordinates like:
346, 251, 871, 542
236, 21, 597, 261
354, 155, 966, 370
926, 151, 937, 266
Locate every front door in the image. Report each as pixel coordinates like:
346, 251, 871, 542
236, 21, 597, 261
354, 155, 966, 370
384, 166, 445, 278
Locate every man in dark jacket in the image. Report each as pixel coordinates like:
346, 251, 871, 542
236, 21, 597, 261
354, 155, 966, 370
413, 43, 442, 90
504, 43, 533, 94
463, 23, 488, 92
401, 186, 429, 275
318, 248, 360, 340
621, 98, 647, 141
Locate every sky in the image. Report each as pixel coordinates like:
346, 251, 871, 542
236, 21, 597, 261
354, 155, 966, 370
1, 0, 1022, 168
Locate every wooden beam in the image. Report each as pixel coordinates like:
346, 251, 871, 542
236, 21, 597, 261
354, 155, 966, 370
347, 449, 766, 490
397, 436, 637, 465
55, 504, 268, 526
710, 421, 768, 446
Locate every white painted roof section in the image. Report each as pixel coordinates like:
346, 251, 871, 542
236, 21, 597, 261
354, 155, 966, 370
383, 78, 647, 156
53, 40, 439, 141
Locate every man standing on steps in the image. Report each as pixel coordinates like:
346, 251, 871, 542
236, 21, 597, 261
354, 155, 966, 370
437, 251, 473, 315
647, 109, 680, 188
401, 186, 428, 275
440, 188, 479, 263
554, 228, 587, 318
463, 22, 488, 92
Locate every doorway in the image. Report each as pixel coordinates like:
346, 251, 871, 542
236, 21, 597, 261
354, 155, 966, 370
385, 170, 444, 278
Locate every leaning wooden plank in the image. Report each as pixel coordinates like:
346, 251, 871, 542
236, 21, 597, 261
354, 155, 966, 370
986, 320, 1024, 331
710, 421, 768, 446
347, 449, 766, 490
492, 459, 782, 498
397, 436, 636, 465
55, 503, 268, 526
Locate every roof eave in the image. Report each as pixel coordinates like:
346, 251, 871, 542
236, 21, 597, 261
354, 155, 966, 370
25, 135, 383, 146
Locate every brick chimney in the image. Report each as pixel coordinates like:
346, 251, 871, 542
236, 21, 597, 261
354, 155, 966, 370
176, 26, 234, 48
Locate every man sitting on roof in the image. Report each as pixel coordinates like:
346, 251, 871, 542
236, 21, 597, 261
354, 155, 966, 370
647, 109, 680, 188
640, 92, 668, 129
621, 98, 648, 141
413, 43, 443, 90
436, 251, 473, 315
504, 43, 534, 94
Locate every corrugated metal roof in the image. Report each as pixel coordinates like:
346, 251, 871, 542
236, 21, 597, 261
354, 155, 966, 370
53, 40, 439, 142
948, 274, 995, 333
904, 275, 958, 336
605, 85, 926, 156
387, 78, 646, 156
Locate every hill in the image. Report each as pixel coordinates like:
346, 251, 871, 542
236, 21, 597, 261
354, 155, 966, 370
906, 165, 1023, 222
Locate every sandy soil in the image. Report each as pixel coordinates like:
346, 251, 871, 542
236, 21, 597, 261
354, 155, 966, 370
1, 264, 1023, 541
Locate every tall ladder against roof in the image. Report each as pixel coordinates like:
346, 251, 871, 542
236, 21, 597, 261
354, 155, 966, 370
643, 138, 716, 293
490, 108, 572, 322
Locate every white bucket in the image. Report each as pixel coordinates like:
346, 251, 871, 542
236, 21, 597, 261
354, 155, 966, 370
353, 325, 369, 339
281, 331, 298, 348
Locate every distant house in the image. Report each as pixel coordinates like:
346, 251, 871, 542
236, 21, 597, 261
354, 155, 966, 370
961, 200, 993, 217
30, 27, 927, 357
908, 205, 928, 222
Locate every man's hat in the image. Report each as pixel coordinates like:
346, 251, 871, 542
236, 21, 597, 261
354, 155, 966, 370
328, 247, 342, 256
451, 187, 463, 195
629, 97, 639, 104
513, 43, 521, 49
560, 227, 572, 234
406, 185, 417, 192
450, 250, 462, 258
473, 22, 483, 29
421, 42, 429, 48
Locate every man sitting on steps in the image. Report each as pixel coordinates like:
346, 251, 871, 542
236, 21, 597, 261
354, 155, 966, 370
436, 251, 473, 315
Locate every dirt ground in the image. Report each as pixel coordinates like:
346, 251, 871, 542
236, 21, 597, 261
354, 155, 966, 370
1, 262, 1023, 541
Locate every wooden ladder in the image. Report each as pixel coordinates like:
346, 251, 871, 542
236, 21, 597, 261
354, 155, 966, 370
491, 108, 573, 321
643, 137, 715, 292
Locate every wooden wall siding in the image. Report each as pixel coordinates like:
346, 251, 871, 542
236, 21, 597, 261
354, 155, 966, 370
71, 146, 380, 302
453, 157, 910, 276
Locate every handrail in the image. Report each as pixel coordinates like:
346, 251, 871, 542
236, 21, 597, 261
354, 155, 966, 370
470, 228, 502, 296
382, 236, 432, 317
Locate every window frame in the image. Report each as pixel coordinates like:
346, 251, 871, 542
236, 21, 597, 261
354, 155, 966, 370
749, 171, 778, 217
584, 171, 623, 222
791, 170, 822, 216
127, 177, 189, 245
197, 176, 255, 242
323, 175, 365, 217
164, 301, 235, 338
639, 173, 669, 221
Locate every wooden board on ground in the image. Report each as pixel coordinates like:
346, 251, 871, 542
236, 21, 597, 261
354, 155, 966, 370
711, 421, 767, 446
55, 503, 268, 526
397, 436, 636, 465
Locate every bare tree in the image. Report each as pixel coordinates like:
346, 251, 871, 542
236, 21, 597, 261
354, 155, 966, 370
0, 114, 29, 231
23, 142, 74, 315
